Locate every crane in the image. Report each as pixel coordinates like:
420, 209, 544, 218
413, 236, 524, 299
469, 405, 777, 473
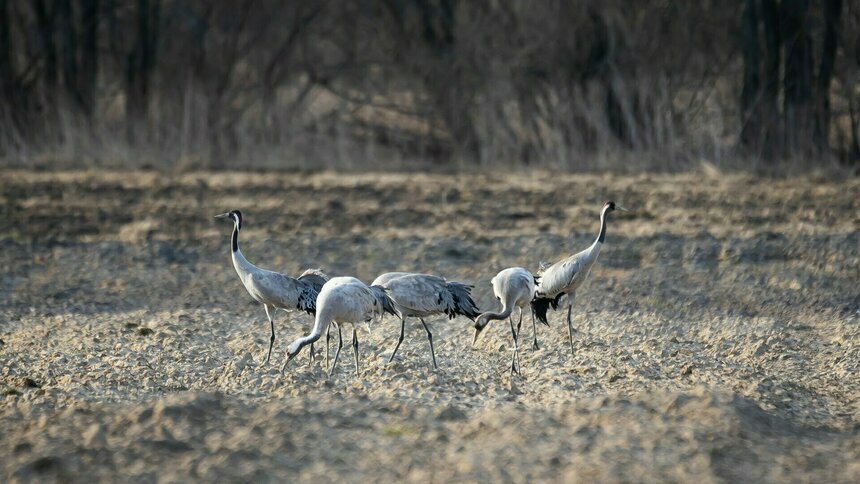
472, 267, 537, 375
282, 277, 396, 376
371, 272, 480, 369
531, 201, 627, 354
215, 210, 328, 365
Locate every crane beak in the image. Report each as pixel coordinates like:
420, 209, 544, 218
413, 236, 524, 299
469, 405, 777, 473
214, 212, 230, 219
616, 205, 630, 212
280, 353, 296, 373
472, 325, 485, 347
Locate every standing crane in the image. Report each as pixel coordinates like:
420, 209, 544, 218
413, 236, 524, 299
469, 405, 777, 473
531, 201, 627, 354
472, 267, 538, 375
371, 272, 480, 369
282, 277, 396, 376
215, 210, 328, 365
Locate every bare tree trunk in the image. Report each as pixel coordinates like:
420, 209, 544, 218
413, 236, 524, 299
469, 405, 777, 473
740, 0, 782, 160
0, 0, 10, 87
79, 0, 99, 117
760, 0, 781, 159
781, 0, 814, 155
34, 0, 59, 100
0, 0, 17, 147
59, 0, 79, 106
126, 0, 160, 144
740, 0, 762, 151
814, 0, 842, 152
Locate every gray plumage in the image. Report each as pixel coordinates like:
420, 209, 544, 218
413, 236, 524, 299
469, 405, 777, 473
370, 272, 413, 287
297, 268, 329, 295
371, 272, 481, 369
215, 210, 328, 365
531, 201, 626, 354
369, 285, 399, 318
283, 276, 395, 376
472, 267, 536, 375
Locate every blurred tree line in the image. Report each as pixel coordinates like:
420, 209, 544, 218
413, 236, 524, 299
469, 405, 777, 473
0, 0, 857, 169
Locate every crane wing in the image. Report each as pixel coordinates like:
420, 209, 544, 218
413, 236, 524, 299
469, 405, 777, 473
536, 252, 587, 297
340, 281, 392, 320
249, 271, 317, 314
383, 275, 449, 315
371, 272, 414, 286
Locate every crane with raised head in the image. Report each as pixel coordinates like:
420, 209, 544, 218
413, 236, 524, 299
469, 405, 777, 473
531, 201, 627, 354
215, 210, 328, 365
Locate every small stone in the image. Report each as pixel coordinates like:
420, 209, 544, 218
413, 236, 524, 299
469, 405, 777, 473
13, 441, 32, 454
23, 378, 41, 388
135, 407, 154, 423
434, 404, 467, 422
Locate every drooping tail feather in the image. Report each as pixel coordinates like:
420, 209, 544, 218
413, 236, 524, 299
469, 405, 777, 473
298, 268, 329, 293
446, 282, 481, 320
531, 293, 563, 325
370, 285, 399, 317
296, 285, 319, 315
295, 268, 328, 316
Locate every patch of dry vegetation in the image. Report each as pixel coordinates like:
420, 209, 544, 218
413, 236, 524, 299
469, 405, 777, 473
0, 170, 858, 481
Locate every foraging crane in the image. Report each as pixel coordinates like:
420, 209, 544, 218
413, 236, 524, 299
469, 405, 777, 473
282, 276, 396, 376
215, 210, 328, 365
371, 272, 480, 369
371, 272, 413, 287
472, 267, 538, 375
531, 201, 627, 354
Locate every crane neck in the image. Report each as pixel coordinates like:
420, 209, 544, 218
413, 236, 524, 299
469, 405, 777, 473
229, 221, 255, 278
476, 306, 514, 330
291, 306, 330, 354
595, 206, 609, 244
231, 221, 240, 253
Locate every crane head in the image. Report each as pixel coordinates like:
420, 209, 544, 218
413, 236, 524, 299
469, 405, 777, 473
281, 342, 302, 373
472, 315, 490, 347
214, 210, 243, 229
603, 201, 629, 213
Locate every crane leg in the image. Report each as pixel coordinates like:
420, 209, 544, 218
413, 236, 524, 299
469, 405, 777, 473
352, 327, 360, 376
566, 303, 575, 356
517, 308, 523, 334
325, 324, 331, 372
420, 318, 437, 370
509, 316, 520, 375
264, 305, 276, 365
328, 323, 343, 377
387, 316, 407, 364
308, 343, 315, 368
531, 307, 540, 350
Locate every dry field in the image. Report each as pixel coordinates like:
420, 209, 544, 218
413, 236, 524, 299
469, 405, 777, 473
1, 169, 858, 482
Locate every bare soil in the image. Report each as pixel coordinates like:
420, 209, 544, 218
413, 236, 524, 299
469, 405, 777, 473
1, 169, 858, 482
